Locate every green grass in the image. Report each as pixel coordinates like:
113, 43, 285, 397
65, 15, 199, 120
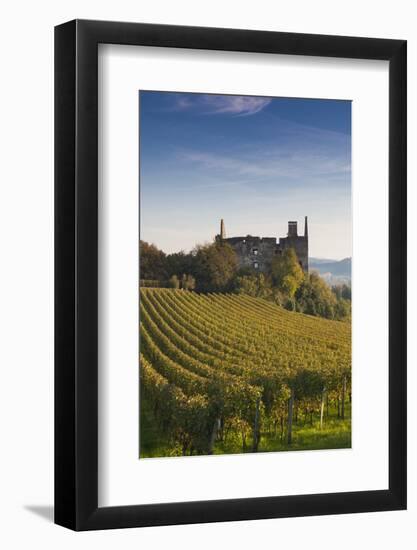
139, 397, 178, 458
140, 398, 351, 458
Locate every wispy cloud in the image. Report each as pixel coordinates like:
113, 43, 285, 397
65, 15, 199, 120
173, 94, 271, 116
178, 148, 350, 183
141, 92, 352, 258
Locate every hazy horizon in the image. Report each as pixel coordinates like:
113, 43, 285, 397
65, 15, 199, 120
139, 91, 352, 260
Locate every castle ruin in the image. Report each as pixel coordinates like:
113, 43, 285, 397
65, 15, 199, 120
216, 217, 309, 273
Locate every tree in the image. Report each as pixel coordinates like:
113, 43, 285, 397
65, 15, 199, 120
270, 248, 304, 297
181, 274, 196, 290
193, 242, 238, 292
332, 283, 351, 301
334, 298, 351, 321
166, 251, 196, 279
341, 284, 352, 300
233, 272, 272, 299
296, 272, 338, 319
140, 240, 167, 280
168, 275, 180, 289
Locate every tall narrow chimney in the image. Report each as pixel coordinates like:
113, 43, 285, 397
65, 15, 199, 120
288, 221, 298, 237
220, 219, 226, 240
304, 216, 308, 238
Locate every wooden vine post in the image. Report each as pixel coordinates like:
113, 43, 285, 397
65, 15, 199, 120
208, 417, 221, 454
320, 387, 326, 429
252, 398, 261, 452
287, 388, 294, 445
341, 375, 347, 420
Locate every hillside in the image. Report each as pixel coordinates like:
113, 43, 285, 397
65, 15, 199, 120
140, 288, 351, 457
309, 257, 351, 284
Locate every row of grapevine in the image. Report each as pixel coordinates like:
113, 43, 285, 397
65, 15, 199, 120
140, 288, 351, 455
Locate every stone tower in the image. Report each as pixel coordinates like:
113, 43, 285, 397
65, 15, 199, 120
288, 221, 298, 237
220, 219, 226, 240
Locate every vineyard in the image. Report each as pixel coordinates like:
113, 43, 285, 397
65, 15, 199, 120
139, 288, 351, 457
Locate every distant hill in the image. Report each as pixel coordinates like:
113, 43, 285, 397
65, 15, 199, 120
309, 257, 351, 285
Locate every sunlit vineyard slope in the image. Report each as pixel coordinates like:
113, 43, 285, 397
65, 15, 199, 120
140, 288, 351, 457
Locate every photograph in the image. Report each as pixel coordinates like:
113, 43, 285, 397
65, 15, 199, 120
139, 91, 352, 458
0, 0, 409, 542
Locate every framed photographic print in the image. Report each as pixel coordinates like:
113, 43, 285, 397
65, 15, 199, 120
55, 20, 406, 530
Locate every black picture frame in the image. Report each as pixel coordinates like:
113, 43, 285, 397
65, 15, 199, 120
55, 19, 407, 531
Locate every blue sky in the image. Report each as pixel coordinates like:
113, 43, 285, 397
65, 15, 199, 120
139, 91, 351, 260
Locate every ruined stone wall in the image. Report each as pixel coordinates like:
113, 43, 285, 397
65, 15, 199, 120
224, 234, 308, 273
224, 236, 279, 272
278, 235, 309, 272
220, 218, 309, 274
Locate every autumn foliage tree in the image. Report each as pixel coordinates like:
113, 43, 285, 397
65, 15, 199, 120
296, 272, 338, 319
192, 242, 238, 292
140, 238, 350, 321
271, 248, 304, 297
